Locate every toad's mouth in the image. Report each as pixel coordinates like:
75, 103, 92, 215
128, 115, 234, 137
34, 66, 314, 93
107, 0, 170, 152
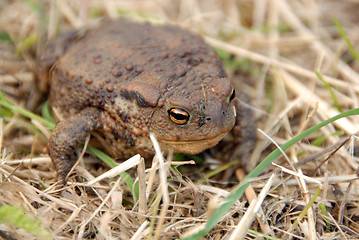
156, 133, 227, 154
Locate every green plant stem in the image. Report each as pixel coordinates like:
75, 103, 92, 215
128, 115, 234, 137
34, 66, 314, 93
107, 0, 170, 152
292, 187, 322, 229
0, 94, 55, 129
333, 17, 359, 63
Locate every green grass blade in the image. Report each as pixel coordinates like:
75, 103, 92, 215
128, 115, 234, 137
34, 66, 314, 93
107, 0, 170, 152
333, 17, 359, 63
319, 203, 331, 230
15, 34, 37, 55
41, 101, 56, 125
183, 108, 359, 240
87, 145, 117, 168
0, 106, 13, 117
316, 72, 342, 112
0, 91, 55, 129
292, 187, 322, 229
87, 145, 139, 200
0, 205, 52, 240
199, 160, 240, 182
0, 33, 12, 43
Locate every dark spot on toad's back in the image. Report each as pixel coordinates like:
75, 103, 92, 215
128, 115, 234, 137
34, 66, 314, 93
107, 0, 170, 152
117, 110, 130, 122
188, 57, 203, 66
120, 89, 151, 107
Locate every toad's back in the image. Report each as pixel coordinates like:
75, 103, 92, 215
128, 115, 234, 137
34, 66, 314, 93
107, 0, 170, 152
42, 20, 255, 184
50, 20, 227, 114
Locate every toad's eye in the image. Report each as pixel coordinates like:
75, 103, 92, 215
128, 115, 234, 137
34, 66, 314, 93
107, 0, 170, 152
229, 88, 236, 102
168, 108, 190, 125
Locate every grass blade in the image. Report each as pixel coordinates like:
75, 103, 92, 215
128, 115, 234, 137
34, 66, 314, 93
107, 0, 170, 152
333, 17, 359, 63
316, 72, 342, 112
183, 108, 359, 240
0, 205, 52, 240
41, 101, 56, 125
0, 91, 55, 129
83, 145, 139, 200
292, 187, 322, 229
0, 33, 12, 43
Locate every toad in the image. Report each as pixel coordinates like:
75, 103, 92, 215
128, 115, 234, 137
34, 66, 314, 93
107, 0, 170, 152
39, 19, 256, 184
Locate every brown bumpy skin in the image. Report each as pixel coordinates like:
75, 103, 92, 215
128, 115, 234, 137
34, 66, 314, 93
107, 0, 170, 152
40, 19, 257, 184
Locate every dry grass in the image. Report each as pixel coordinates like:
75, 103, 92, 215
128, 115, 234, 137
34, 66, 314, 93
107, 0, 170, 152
1, 0, 359, 239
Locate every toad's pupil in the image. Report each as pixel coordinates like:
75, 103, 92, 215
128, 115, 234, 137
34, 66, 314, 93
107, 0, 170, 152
172, 112, 186, 120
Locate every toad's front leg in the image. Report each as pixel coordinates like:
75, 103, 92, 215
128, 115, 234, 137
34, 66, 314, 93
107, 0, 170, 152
48, 108, 101, 184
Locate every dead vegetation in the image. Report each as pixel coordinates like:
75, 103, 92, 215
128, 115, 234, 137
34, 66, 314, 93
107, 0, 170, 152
1, 0, 359, 239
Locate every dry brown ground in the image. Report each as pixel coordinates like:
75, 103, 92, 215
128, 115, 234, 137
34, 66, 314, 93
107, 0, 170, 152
1, 0, 359, 239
